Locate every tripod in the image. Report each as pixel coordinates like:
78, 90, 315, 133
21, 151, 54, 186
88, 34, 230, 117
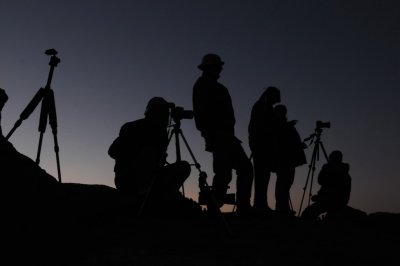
297, 124, 329, 217
6, 49, 62, 183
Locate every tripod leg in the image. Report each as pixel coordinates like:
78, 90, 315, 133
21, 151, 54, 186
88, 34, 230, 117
298, 145, 317, 216
179, 130, 202, 172
35, 90, 51, 165
307, 162, 317, 207
307, 141, 325, 207
52, 133, 62, 183
48, 90, 62, 182
319, 141, 329, 161
6, 88, 45, 140
173, 128, 185, 196
36, 132, 45, 164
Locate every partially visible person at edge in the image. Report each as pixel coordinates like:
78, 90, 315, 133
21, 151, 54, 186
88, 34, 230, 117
0, 88, 8, 137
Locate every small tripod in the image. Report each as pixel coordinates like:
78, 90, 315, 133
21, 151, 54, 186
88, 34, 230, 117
297, 121, 329, 217
6, 49, 62, 183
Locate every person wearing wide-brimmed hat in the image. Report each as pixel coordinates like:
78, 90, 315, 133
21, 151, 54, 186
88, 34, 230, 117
192, 53, 253, 214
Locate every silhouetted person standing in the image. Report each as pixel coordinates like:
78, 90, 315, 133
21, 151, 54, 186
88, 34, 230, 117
192, 53, 253, 213
301, 150, 351, 221
272, 104, 306, 216
248, 86, 281, 212
0, 88, 8, 137
108, 97, 196, 215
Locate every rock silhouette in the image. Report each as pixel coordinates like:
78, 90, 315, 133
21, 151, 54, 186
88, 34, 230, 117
2, 137, 400, 266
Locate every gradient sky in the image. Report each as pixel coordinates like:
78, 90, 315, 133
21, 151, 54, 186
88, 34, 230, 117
1, 0, 399, 214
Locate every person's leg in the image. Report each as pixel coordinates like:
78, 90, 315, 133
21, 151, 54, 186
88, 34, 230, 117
252, 150, 271, 209
232, 141, 253, 212
275, 167, 295, 214
212, 141, 233, 207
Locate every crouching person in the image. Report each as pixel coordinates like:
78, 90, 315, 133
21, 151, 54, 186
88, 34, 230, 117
301, 150, 351, 221
108, 97, 201, 217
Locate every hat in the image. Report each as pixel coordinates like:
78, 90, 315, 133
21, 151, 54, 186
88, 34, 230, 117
198, 54, 224, 70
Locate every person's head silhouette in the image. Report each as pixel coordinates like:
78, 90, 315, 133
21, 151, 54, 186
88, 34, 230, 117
198, 53, 224, 78
329, 150, 343, 164
262, 86, 281, 105
144, 97, 170, 127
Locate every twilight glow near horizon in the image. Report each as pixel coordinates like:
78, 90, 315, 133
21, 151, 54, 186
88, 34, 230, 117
1, 1, 399, 214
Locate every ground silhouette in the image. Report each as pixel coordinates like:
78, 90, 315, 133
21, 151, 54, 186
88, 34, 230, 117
1, 137, 400, 266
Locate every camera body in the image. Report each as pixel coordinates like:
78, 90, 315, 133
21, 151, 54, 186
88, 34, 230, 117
168, 103, 194, 121
316, 120, 330, 129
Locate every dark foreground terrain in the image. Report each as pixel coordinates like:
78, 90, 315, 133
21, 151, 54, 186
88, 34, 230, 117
5, 205, 400, 266
1, 138, 399, 266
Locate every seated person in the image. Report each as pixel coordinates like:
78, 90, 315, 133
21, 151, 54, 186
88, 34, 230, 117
301, 150, 351, 221
108, 97, 201, 216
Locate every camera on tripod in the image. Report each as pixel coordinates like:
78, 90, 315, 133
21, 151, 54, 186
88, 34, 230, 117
45, 49, 61, 67
167, 102, 194, 122
316, 120, 330, 129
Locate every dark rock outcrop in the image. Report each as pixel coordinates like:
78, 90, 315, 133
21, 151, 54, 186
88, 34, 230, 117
2, 137, 399, 266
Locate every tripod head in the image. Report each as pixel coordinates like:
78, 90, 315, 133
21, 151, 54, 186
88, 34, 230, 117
45, 49, 61, 67
303, 120, 331, 146
44, 49, 60, 89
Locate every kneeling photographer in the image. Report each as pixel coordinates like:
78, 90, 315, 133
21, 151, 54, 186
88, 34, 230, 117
301, 150, 352, 221
108, 97, 201, 217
